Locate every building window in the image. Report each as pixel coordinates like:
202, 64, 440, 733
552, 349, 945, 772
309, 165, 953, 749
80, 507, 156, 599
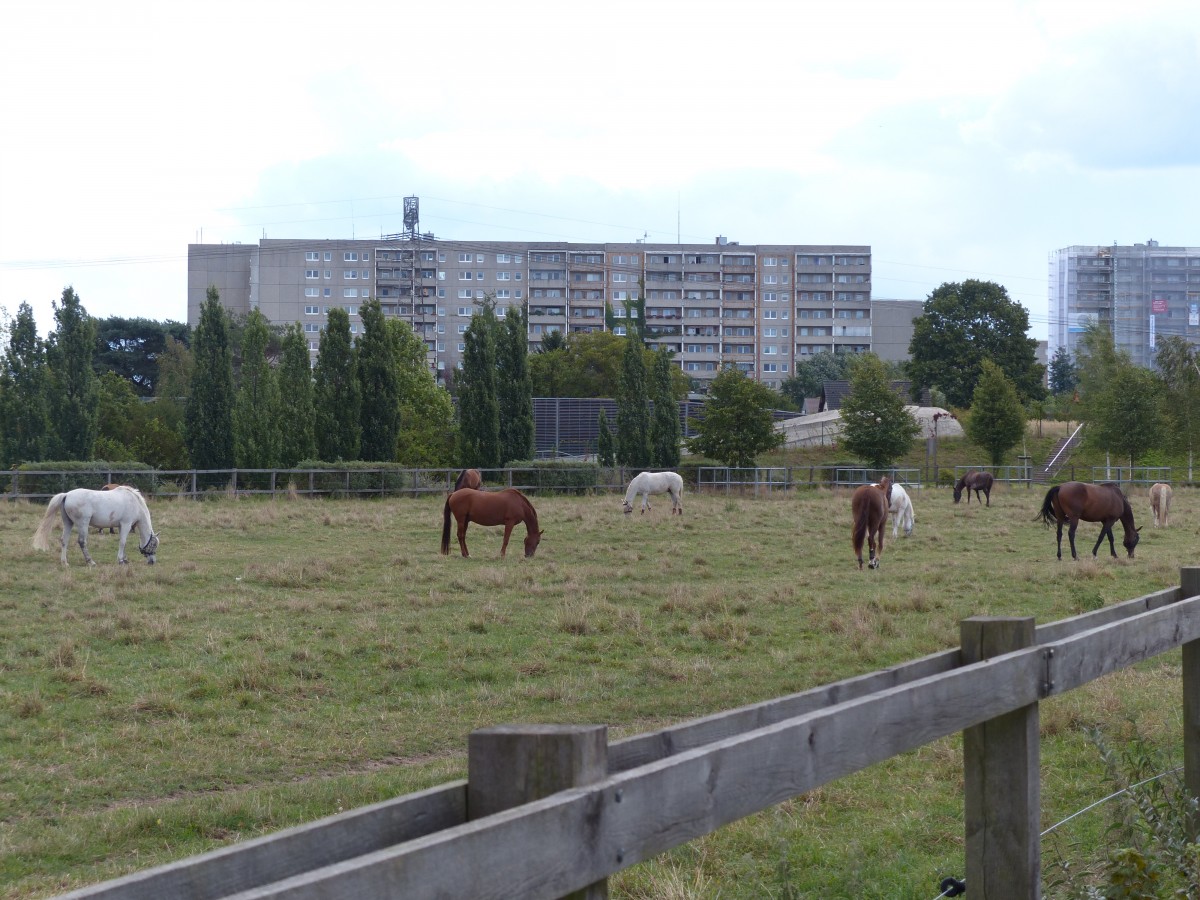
306, 251, 320, 262
305, 270, 319, 279
305, 288, 319, 298
344, 289, 358, 298
459, 272, 473, 280
344, 252, 358, 262
458, 252, 472, 262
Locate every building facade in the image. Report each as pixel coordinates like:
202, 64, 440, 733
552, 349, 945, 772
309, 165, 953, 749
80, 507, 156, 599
188, 238, 872, 389
1049, 241, 1200, 368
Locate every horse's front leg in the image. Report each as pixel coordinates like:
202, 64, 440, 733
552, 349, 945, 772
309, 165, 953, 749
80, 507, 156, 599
1093, 521, 1117, 558
457, 519, 471, 558
500, 523, 514, 558
117, 524, 131, 564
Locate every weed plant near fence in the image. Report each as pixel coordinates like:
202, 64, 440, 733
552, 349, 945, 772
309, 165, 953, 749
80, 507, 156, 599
2, 484, 1198, 897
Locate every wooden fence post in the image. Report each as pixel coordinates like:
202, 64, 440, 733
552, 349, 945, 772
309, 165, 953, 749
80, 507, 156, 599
469, 724, 608, 899
961, 616, 1040, 898
1182, 567, 1200, 837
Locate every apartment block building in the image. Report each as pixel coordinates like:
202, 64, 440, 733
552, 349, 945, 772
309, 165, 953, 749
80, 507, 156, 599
188, 238, 873, 389
1049, 241, 1200, 368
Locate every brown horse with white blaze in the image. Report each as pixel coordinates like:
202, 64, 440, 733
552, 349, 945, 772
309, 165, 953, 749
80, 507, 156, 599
851, 477, 891, 570
1037, 481, 1140, 560
441, 488, 543, 558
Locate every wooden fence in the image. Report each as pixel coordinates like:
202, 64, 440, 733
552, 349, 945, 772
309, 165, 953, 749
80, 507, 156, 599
56, 568, 1200, 899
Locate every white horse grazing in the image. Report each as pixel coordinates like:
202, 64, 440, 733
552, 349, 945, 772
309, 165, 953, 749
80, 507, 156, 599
873, 482, 915, 538
1150, 482, 1172, 528
32, 486, 160, 566
622, 471, 684, 515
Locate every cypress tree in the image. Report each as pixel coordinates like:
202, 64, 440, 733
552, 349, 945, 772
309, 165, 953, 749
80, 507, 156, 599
497, 304, 534, 464
357, 298, 401, 461
233, 309, 281, 468
0, 302, 51, 465
649, 349, 681, 467
596, 407, 615, 467
185, 286, 236, 470
458, 302, 500, 468
313, 307, 361, 462
616, 334, 651, 468
47, 286, 99, 460
277, 323, 316, 466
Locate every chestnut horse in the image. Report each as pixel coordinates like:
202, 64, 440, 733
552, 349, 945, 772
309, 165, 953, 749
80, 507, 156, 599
953, 470, 994, 506
453, 469, 482, 492
1150, 482, 1172, 528
441, 488, 543, 558
1036, 481, 1140, 560
851, 477, 891, 570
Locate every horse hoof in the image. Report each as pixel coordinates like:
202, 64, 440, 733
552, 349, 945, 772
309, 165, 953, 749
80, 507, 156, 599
869, 559, 880, 569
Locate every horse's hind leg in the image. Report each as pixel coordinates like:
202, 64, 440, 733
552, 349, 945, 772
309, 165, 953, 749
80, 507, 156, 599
457, 518, 471, 558
75, 521, 97, 566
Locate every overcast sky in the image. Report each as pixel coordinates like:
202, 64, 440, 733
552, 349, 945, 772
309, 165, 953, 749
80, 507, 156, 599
2, 0, 1198, 341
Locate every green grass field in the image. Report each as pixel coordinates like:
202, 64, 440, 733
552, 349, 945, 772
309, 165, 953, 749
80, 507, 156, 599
1, 475, 1196, 898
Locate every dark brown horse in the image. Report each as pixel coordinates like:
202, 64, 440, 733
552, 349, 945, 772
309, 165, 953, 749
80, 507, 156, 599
953, 470, 994, 506
1037, 481, 1140, 560
441, 488, 543, 558
851, 477, 891, 570
453, 468, 482, 492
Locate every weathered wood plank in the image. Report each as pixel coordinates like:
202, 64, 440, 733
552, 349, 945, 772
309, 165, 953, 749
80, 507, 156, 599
55, 783, 467, 900
1181, 568, 1200, 836
609, 585, 1181, 774
962, 617, 1040, 899
1046, 594, 1200, 694
220, 650, 1048, 899
609, 648, 961, 772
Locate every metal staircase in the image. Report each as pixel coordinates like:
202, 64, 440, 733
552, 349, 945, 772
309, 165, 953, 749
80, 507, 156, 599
1035, 424, 1084, 483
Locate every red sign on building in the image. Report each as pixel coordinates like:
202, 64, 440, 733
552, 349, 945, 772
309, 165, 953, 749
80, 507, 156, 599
1152, 299, 1169, 313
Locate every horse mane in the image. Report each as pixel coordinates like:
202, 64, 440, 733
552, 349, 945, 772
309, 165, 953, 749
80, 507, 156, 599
501, 488, 538, 525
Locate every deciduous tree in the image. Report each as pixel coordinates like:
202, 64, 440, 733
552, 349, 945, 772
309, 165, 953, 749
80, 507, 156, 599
686, 366, 783, 468
908, 280, 1045, 407
965, 359, 1027, 466
839, 353, 921, 470
392, 318, 456, 467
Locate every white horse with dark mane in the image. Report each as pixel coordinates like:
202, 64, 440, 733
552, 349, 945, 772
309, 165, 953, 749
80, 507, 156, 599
32, 485, 160, 566
622, 471, 684, 515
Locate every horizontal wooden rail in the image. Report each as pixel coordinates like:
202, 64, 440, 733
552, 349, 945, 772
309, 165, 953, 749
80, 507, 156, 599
57, 579, 1200, 900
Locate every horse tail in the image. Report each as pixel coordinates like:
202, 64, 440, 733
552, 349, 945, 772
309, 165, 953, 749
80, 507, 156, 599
851, 500, 868, 558
1036, 485, 1060, 526
32, 493, 67, 551
441, 496, 453, 555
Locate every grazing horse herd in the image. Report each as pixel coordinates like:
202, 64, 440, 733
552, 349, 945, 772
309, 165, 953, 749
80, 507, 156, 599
27, 468, 1174, 569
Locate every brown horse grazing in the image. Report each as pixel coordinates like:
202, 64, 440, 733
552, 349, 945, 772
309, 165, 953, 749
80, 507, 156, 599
441, 488, 543, 559
453, 468, 482, 492
1037, 481, 1141, 560
851, 477, 891, 570
953, 470, 994, 505
1150, 482, 1172, 528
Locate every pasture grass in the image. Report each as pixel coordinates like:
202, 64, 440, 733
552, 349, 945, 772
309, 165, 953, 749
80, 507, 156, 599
1, 482, 1198, 898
